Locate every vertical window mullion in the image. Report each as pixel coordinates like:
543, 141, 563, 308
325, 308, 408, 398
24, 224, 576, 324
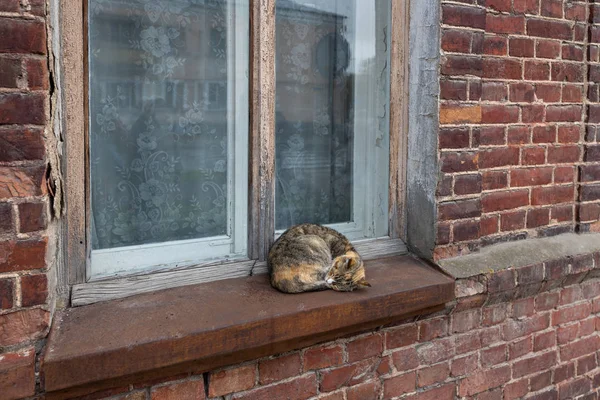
388, 0, 410, 240
248, 0, 277, 261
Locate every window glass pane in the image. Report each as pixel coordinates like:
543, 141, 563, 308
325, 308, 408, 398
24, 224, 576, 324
275, 0, 390, 239
88, 0, 248, 277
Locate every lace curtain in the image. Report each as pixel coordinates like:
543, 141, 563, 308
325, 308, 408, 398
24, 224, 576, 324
89, 0, 232, 250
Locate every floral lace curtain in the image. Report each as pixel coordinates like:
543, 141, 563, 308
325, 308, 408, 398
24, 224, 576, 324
89, 0, 232, 250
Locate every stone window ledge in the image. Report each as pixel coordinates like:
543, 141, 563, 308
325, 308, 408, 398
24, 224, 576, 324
42, 255, 454, 399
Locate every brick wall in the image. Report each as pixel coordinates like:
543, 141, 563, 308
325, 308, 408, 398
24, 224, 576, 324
73, 252, 600, 400
0, 1, 54, 399
436, 0, 600, 260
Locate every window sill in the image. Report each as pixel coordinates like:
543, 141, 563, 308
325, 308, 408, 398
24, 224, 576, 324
42, 255, 454, 399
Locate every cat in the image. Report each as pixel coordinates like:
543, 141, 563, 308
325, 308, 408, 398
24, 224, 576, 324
268, 223, 371, 293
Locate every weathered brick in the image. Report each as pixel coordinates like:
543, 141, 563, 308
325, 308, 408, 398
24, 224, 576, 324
0, 165, 47, 199
442, 4, 486, 29
536, 40, 561, 59
391, 347, 418, 371
503, 313, 550, 341
509, 336, 533, 360
552, 302, 592, 326
560, 335, 600, 361
18, 202, 47, 233
0, 238, 47, 273
513, 351, 557, 378
152, 379, 205, 400
557, 376, 591, 400
441, 152, 478, 173
347, 334, 383, 363
440, 104, 482, 124
0, 127, 45, 162
525, 60, 551, 80
453, 220, 480, 242
346, 379, 380, 400
304, 345, 343, 371
531, 185, 574, 205
486, 14, 525, 34
483, 190, 529, 212
233, 374, 317, 400
440, 79, 468, 100
483, 58, 522, 80
527, 18, 573, 40
530, 371, 552, 391
546, 105, 582, 122
0, 308, 49, 347
509, 38, 534, 58
417, 362, 449, 388
458, 365, 510, 396
383, 372, 416, 399
553, 362, 575, 384
0, 18, 46, 54
386, 324, 418, 350
259, 353, 301, 385
417, 338, 455, 364
0, 347, 36, 400
208, 364, 255, 397
20, 273, 48, 307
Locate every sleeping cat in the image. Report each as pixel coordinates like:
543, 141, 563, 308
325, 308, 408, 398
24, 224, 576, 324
268, 223, 370, 293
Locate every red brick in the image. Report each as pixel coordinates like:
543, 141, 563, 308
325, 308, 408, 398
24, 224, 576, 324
304, 345, 343, 371
0, 93, 46, 125
0, 165, 47, 199
541, 0, 563, 18
417, 338, 455, 364
152, 380, 205, 400
233, 374, 317, 400
581, 184, 600, 201
442, 4, 486, 29
455, 174, 482, 195
386, 324, 418, 350
522, 104, 545, 122
533, 331, 556, 351
579, 317, 596, 337
0, 57, 22, 89
507, 126, 529, 144
509, 336, 533, 360
417, 362, 449, 388
582, 281, 600, 299
483, 58, 522, 80
0, 127, 45, 162
26, 58, 49, 90
451, 354, 478, 377
484, 35, 508, 55
553, 362, 575, 384
320, 358, 380, 392
552, 303, 592, 326
439, 199, 481, 221
579, 203, 600, 222
535, 291, 559, 311
487, 0, 511, 12
557, 323, 578, 344
535, 84, 561, 102
511, 168, 552, 187
557, 125, 580, 143
513, 351, 557, 378
527, 18, 573, 40
531, 185, 574, 205
533, 126, 556, 143
557, 376, 592, 400
439, 127, 470, 149
527, 208, 550, 228
548, 145, 580, 164
504, 379, 529, 400
522, 147, 546, 165
442, 55, 483, 77
480, 344, 507, 368
584, 144, 600, 161
512, 297, 535, 318
482, 82, 508, 102
20, 273, 47, 307
208, 364, 255, 397
458, 365, 510, 396
581, 165, 600, 182
0, 278, 14, 309
0, 238, 47, 273
559, 286, 583, 306
0, 202, 13, 234
576, 354, 597, 376
451, 309, 481, 334
524, 61, 550, 80
441, 30, 472, 53
0, 347, 36, 400
536, 40, 561, 59
482, 190, 529, 212
530, 371, 552, 391
500, 210, 526, 231
455, 332, 481, 355
503, 313, 550, 341
552, 63, 584, 83
347, 334, 383, 363
482, 171, 508, 189
562, 84, 582, 102
441, 152, 478, 173
510, 38, 535, 58
346, 379, 380, 400
480, 216, 499, 236
560, 335, 600, 361
440, 79, 468, 100
550, 205, 573, 222
0, 308, 49, 347
391, 347, 419, 371
565, 2, 586, 21
382, 372, 416, 399
510, 82, 535, 102
546, 105, 582, 122
18, 202, 47, 233
479, 147, 519, 168
453, 220, 480, 242
0, 18, 46, 54
259, 353, 301, 384
486, 14, 525, 34
440, 104, 482, 124
377, 355, 392, 376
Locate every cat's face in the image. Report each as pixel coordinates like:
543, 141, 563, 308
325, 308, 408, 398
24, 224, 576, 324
325, 255, 371, 292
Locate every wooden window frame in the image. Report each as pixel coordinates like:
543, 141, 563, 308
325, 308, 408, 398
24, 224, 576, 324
59, 0, 410, 306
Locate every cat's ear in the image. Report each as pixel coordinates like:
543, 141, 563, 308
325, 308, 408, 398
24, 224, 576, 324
348, 257, 359, 269
357, 279, 371, 287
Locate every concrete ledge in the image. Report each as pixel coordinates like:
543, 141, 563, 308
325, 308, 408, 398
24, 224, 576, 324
438, 233, 600, 279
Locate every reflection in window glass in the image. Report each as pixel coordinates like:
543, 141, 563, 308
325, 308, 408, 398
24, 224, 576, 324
275, 0, 391, 239
88, 0, 248, 277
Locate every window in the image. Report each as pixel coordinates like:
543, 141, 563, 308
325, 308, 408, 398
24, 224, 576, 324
62, 0, 408, 301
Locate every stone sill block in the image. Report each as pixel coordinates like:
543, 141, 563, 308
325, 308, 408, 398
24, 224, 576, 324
42, 255, 454, 399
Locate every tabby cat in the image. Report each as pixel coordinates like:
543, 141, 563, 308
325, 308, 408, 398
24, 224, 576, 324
268, 223, 370, 293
